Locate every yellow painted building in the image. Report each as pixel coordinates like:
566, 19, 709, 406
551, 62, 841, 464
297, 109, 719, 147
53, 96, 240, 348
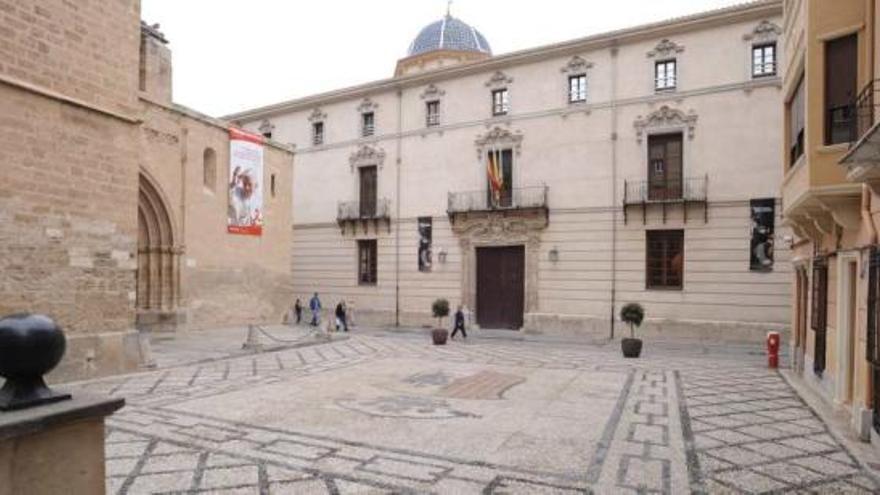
783, 0, 880, 443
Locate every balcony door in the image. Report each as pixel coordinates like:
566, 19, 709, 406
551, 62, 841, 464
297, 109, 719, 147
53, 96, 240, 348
486, 149, 513, 208
648, 133, 682, 201
359, 165, 377, 218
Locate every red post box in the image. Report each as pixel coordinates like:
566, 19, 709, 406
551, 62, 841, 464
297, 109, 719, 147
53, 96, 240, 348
767, 331, 780, 369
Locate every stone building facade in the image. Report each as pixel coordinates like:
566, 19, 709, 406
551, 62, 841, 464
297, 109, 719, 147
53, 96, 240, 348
0, 0, 294, 382
228, 1, 790, 341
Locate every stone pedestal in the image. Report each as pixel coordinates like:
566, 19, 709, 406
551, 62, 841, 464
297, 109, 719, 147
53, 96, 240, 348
0, 394, 124, 495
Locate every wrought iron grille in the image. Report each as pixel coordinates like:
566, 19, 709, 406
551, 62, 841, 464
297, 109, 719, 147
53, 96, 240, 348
851, 79, 880, 146
447, 186, 547, 214
812, 257, 828, 375
623, 176, 707, 204
337, 198, 390, 221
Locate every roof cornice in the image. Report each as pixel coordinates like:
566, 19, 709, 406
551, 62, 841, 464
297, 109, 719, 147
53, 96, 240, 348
224, 0, 781, 122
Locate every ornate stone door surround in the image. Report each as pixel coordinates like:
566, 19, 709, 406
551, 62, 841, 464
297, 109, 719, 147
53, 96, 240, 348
451, 211, 547, 329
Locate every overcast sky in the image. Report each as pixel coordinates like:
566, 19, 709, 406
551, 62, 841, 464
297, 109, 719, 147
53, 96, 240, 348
141, 0, 745, 117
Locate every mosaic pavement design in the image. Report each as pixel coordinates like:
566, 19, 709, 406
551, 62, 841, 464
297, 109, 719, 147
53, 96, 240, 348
66, 335, 880, 494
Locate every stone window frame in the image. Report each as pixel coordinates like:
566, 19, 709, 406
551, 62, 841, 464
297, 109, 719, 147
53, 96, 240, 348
743, 20, 782, 80
647, 39, 684, 93
560, 55, 594, 106
420, 84, 446, 128
356, 98, 379, 139
308, 108, 327, 147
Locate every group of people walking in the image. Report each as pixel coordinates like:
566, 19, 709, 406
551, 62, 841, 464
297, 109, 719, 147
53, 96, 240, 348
291, 294, 469, 339
293, 293, 349, 332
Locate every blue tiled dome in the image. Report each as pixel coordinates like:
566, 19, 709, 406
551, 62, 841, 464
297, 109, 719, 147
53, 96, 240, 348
408, 15, 492, 57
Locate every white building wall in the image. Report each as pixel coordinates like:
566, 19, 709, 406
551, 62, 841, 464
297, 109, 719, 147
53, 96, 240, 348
240, 5, 789, 341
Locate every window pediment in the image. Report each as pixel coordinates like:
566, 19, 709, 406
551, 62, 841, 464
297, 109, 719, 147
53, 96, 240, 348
743, 20, 782, 42
485, 71, 513, 88
356, 98, 379, 114
560, 55, 593, 73
647, 39, 684, 58
349, 143, 386, 171
308, 108, 327, 122
258, 119, 275, 136
633, 105, 697, 142
475, 126, 523, 158
420, 84, 446, 100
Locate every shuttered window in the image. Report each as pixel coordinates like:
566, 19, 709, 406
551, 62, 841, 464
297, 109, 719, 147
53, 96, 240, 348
825, 34, 857, 145
646, 230, 684, 290
811, 257, 828, 375
358, 240, 377, 285
359, 166, 377, 218
788, 75, 805, 166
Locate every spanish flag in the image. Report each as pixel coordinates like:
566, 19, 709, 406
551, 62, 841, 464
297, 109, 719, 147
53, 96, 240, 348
487, 150, 503, 202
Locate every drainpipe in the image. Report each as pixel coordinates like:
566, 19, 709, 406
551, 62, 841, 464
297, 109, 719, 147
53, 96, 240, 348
395, 88, 403, 327
610, 42, 620, 340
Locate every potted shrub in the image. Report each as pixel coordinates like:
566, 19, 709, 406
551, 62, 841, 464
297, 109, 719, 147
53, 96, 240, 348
431, 298, 450, 345
620, 302, 645, 358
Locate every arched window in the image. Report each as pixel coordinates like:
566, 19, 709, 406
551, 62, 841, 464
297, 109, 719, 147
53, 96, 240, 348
203, 148, 216, 192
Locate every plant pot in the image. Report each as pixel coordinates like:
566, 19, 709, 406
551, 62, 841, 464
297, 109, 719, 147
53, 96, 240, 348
431, 328, 448, 345
621, 337, 643, 358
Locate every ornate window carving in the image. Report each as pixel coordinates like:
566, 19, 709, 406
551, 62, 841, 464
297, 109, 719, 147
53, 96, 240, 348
646, 39, 685, 58
349, 143, 386, 172
633, 105, 698, 142
484, 71, 513, 88
743, 20, 782, 42
475, 126, 524, 159
420, 84, 446, 100
258, 119, 275, 139
356, 98, 379, 113
560, 55, 593, 74
308, 108, 327, 122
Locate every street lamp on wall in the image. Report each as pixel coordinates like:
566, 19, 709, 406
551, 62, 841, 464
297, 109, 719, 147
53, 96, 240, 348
437, 247, 447, 264
549, 246, 560, 263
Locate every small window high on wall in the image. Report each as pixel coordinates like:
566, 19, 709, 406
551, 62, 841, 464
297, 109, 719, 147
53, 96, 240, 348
203, 148, 216, 192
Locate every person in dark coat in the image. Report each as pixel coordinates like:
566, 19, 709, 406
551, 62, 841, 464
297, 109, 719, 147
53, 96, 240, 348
309, 293, 322, 326
294, 298, 302, 325
335, 301, 348, 332
451, 305, 467, 339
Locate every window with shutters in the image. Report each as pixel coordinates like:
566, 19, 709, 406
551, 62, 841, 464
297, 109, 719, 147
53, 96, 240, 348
359, 166, 377, 218
361, 112, 375, 137
426, 100, 440, 127
752, 43, 777, 77
492, 89, 509, 116
811, 257, 828, 375
647, 133, 683, 201
655, 59, 677, 91
787, 74, 805, 166
646, 230, 684, 290
312, 121, 324, 146
358, 239, 377, 285
568, 74, 587, 103
825, 34, 857, 145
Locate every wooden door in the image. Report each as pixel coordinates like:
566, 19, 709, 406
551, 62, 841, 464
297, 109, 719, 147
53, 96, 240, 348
359, 166, 377, 217
476, 246, 525, 329
647, 133, 682, 200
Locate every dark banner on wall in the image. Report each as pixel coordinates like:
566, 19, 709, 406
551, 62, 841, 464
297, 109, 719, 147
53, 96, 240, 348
750, 198, 775, 272
418, 217, 432, 272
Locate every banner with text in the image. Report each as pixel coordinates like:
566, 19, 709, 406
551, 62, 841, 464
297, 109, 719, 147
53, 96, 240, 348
228, 128, 264, 236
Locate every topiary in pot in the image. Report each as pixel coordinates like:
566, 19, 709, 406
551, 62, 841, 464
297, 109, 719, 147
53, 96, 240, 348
620, 302, 645, 358
431, 298, 450, 345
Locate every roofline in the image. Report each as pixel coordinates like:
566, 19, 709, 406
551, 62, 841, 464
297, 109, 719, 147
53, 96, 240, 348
224, 0, 781, 122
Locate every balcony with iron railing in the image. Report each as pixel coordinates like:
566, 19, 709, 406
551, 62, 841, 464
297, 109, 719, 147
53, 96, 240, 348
840, 79, 880, 181
337, 198, 390, 234
623, 175, 707, 224
447, 186, 548, 215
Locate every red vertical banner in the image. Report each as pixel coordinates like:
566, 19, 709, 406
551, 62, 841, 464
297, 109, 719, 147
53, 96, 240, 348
228, 128, 264, 236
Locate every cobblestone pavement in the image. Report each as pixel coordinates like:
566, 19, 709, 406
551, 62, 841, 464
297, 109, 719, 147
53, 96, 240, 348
68, 330, 880, 494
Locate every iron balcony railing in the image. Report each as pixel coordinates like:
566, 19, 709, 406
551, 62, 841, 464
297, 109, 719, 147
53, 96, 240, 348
850, 79, 880, 146
447, 186, 548, 214
623, 176, 707, 204
337, 198, 390, 221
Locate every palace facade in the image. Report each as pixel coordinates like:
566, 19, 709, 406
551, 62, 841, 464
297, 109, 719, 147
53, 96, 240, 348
228, 1, 789, 341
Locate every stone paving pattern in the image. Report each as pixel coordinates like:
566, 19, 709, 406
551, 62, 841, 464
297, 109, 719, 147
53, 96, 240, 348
67, 331, 880, 494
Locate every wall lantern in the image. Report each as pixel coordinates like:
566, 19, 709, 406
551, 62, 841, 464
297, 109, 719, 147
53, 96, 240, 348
549, 246, 560, 263
437, 247, 447, 264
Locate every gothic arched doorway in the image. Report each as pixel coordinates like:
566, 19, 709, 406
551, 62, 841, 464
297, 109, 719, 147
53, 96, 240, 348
137, 172, 183, 331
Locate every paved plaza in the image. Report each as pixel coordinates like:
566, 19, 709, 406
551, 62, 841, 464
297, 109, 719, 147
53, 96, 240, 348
69, 327, 880, 494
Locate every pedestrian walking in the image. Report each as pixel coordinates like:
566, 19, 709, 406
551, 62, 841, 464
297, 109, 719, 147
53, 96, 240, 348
309, 292, 322, 326
335, 301, 348, 332
294, 298, 302, 325
451, 305, 467, 339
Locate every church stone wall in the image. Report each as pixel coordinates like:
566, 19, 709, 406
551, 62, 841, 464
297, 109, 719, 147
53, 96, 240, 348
0, 0, 143, 381
139, 101, 295, 332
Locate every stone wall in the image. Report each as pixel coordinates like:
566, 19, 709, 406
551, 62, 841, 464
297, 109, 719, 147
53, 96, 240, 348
0, 0, 144, 381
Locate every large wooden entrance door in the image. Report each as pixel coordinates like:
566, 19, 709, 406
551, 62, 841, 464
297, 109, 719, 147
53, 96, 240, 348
476, 246, 525, 329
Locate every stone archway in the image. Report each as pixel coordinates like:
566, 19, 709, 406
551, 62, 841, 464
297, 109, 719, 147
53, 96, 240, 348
137, 172, 183, 331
